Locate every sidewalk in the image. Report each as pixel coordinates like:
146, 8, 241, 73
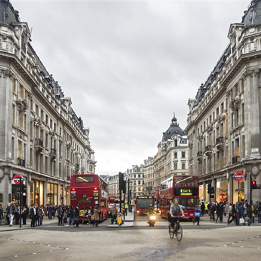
200, 213, 261, 226
0, 217, 57, 232
107, 210, 135, 228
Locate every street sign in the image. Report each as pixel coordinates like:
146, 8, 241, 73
234, 171, 244, 181
13, 175, 23, 185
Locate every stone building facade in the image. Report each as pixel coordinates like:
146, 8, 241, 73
142, 115, 188, 197
0, 0, 96, 208
126, 165, 144, 204
185, 0, 261, 204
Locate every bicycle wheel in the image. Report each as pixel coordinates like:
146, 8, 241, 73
176, 224, 183, 242
169, 225, 174, 239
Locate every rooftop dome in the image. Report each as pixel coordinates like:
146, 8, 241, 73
162, 115, 185, 141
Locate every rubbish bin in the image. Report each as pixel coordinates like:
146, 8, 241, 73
129, 205, 132, 212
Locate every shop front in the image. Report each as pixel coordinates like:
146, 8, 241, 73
232, 172, 245, 204
199, 184, 203, 201
47, 183, 58, 206
30, 180, 44, 206
12, 174, 27, 206
60, 185, 64, 205
215, 177, 228, 203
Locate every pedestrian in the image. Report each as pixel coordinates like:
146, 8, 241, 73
39, 206, 44, 225
194, 205, 201, 225
216, 203, 221, 223
124, 202, 129, 216
200, 202, 205, 217
35, 207, 40, 226
7, 202, 15, 226
247, 204, 253, 226
94, 206, 100, 227
0, 204, 3, 220
67, 206, 74, 226
237, 202, 245, 226
224, 202, 230, 217
22, 206, 27, 225
30, 204, 37, 227
211, 203, 216, 221
82, 206, 90, 225
14, 204, 19, 225
57, 206, 63, 226
5, 205, 10, 225
228, 204, 237, 225
258, 202, 261, 223
111, 205, 118, 224
48, 205, 52, 220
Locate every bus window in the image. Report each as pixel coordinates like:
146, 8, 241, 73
75, 175, 94, 183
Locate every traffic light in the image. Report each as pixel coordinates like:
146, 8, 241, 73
207, 183, 211, 194
119, 172, 124, 190
251, 179, 257, 190
209, 187, 215, 194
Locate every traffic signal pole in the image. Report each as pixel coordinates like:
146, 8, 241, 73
19, 177, 22, 228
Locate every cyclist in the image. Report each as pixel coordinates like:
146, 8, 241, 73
169, 199, 184, 232
147, 204, 155, 223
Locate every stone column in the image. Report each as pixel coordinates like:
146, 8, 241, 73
27, 174, 31, 207
57, 183, 61, 205
250, 70, 261, 156
212, 178, 216, 202
227, 171, 233, 204
203, 181, 206, 202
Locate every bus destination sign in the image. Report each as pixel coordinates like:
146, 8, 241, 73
138, 196, 153, 199
180, 189, 192, 196
174, 188, 198, 197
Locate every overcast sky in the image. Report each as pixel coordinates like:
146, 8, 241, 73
12, 0, 250, 175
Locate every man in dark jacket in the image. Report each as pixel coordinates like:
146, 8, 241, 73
30, 205, 37, 227
247, 204, 253, 226
237, 202, 245, 225
201, 202, 205, 217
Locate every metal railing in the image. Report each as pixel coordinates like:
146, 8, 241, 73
216, 137, 224, 145
205, 145, 212, 152
197, 151, 203, 157
17, 158, 25, 167
232, 156, 240, 164
35, 138, 43, 147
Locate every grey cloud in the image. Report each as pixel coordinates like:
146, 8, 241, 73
12, 0, 249, 174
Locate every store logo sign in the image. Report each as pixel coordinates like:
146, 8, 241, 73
234, 171, 244, 181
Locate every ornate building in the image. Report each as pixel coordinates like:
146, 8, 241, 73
185, 0, 261, 203
142, 115, 188, 197
0, 0, 96, 208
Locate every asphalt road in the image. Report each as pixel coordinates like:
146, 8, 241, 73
0, 214, 260, 261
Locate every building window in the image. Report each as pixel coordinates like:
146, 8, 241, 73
50, 119, 52, 129
18, 84, 23, 99
12, 105, 15, 125
182, 151, 185, 158
174, 162, 177, 170
174, 140, 177, 147
182, 162, 185, 169
45, 134, 48, 147
46, 115, 48, 125
242, 104, 244, 124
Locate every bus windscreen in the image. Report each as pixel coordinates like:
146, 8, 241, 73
137, 198, 153, 209
174, 176, 198, 187
75, 175, 94, 183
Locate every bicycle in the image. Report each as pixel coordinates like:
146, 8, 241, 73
169, 218, 183, 241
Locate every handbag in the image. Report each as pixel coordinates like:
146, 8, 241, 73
195, 212, 201, 218
91, 215, 95, 221
239, 217, 244, 224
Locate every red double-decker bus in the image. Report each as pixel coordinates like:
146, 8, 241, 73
70, 174, 108, 221
159, 175, 199, 220
136, 195, 154, 215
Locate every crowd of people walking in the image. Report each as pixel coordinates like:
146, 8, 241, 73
196, 199, 261, 226
0, 203, 103, 228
